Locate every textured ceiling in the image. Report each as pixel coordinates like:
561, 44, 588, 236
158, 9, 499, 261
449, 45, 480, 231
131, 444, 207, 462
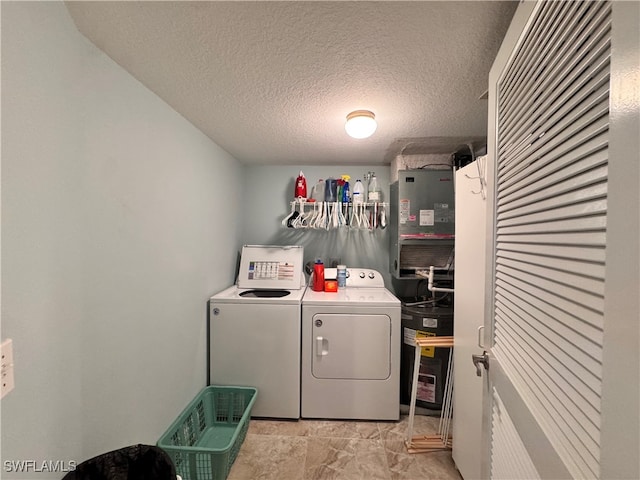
65, 1, 518, 166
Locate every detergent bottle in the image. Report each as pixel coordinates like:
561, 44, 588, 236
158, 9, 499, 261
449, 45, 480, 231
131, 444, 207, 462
352, 179, 365, 204
325, 178, 338, 202
294, 171, 307, 199
337, 264, 347, 288
341, 175, 351, 203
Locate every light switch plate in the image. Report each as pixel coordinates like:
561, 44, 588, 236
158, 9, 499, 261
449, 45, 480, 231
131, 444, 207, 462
1, 339, 15, 398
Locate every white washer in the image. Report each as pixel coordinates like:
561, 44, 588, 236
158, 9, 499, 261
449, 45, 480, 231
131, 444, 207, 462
301, 268, 401, 420
209, 245, 305, 419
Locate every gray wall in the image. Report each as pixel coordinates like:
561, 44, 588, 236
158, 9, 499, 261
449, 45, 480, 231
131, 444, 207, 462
1, 1, 243, 474
243, 166, 394, 288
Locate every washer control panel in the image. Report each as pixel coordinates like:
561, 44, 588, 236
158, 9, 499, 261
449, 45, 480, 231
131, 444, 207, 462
314, 268, 385, 288
238, 245, 304, 290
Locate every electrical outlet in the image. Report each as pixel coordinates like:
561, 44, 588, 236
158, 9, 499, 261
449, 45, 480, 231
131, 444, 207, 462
1, 339, 15, 398
329, 258, 341, 268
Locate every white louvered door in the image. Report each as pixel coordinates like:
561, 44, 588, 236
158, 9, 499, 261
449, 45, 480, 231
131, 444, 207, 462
483, 1, 614, 479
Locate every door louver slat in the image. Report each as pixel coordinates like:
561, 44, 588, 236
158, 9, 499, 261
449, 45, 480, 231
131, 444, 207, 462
495, 304, 602, 412
500, 41, 610, 165
500, 150, 607, 216
496, 242, 605, 264
498, 183, 607, 224
497, 250, 605, 281
498, 105, 609, 181
492, 0, 610, 477
499, 79, 609, 194
496, 265, 604, 315
493, 319, 600, 441
495, 271, 604, 347
497, 231, 605, 247
494, 332, 601, 475
498, 215, 607, 236
499, 1, 610, 143
496, 289, 602, 380
498, 120, 608, 193
499, 1, 583, 106
494, 282, 603, 359
497, 257, 605, 297
500, 54, 610, 163
497, 198, 607, 228
498, 164, 608, 214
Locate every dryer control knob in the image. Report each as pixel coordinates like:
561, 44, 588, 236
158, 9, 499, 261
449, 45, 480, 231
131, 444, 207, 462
368, 272, 375, 279
359, 272, 365, 278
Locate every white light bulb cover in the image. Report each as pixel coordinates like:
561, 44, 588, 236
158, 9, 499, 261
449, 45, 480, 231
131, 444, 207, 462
345, 110, 377, 139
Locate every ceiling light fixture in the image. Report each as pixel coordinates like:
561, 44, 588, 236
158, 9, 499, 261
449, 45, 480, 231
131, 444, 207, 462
345, 110, 377, 139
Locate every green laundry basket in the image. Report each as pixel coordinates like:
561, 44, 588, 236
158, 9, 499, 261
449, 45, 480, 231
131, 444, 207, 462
157, 386, 257, 480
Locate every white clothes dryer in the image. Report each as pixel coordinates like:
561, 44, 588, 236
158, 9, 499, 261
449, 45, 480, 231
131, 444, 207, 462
301, 268, 401, 420
209, 245, 305, 419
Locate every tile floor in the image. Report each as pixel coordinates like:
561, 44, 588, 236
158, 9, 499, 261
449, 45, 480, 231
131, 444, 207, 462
228, 415, 462, 480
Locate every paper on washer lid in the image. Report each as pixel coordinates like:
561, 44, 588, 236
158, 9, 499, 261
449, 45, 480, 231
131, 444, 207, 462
237, 245, 304, 290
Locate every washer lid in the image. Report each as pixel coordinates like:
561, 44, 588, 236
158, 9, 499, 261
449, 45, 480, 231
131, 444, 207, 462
211, 284, 306, 304
237, 245, 304, 290
239, 289, 291, 298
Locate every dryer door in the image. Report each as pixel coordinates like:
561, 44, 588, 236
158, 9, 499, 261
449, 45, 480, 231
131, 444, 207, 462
311, 313, 391, 380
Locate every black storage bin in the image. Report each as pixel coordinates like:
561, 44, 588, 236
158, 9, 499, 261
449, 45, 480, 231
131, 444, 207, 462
400, 304, 453, 410
62, 444, 176, 480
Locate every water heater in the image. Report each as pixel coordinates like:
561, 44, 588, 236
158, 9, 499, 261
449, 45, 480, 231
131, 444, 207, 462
389, 169, 455, 278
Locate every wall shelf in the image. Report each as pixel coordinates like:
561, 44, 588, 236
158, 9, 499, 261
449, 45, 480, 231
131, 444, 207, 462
282, 200, 389, 230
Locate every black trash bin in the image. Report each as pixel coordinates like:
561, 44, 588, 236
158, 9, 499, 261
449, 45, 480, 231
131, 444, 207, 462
400, 304, 454, 410
62, 444, 176, 480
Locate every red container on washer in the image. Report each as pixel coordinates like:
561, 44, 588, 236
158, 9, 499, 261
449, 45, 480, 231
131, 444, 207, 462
312, 260, 324, 291
324, 280, 338, 292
